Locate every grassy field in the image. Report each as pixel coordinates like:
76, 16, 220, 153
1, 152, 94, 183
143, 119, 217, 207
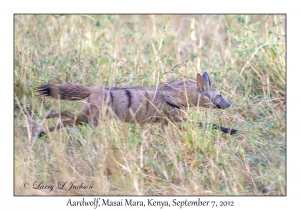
14, 14, 286, 195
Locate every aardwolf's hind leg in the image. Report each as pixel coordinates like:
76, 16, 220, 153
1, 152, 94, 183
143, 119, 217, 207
38, 110, 89, 138
38, 118, 75, 138
48, 119, 75, 132
46, 110, 75, 119
46, 110, 88, 124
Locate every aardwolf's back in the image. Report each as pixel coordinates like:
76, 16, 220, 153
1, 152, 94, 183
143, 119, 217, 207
36, 83, 92, 100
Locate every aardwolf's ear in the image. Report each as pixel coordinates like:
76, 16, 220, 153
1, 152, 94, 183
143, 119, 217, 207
197, 73, 210, 91
202, 72, 211, 86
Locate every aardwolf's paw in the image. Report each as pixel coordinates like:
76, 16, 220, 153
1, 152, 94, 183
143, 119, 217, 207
38, 131, 46, 138
219, 127, 238, 135
46, 113, 53, 119
229, 128, 238, 135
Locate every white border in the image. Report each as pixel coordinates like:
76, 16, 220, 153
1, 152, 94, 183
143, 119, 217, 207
4, 0, 296, 209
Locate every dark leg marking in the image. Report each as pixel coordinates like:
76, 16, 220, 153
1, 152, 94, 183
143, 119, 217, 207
212, 123, 238, 135
198, 123, 238, 135
38, 130, 46, 138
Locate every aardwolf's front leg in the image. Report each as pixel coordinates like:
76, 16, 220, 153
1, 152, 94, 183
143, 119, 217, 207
199, 122, 238, 135
166, 107, 238, 134
211, 123, 238, 135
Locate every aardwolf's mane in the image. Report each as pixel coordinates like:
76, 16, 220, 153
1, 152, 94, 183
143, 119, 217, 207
104, 78, 196, 90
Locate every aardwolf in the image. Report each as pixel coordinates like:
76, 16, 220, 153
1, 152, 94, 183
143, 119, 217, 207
36, 72, 237, 137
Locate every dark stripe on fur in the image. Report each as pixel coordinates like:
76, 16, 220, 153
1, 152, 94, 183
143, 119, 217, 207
125, 89, 132, 108
110, 91, 114, 104
144, 91, 149, 114
166, 101, 181, 109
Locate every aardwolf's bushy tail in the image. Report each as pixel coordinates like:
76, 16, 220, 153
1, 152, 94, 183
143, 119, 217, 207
36, 82, 92, 101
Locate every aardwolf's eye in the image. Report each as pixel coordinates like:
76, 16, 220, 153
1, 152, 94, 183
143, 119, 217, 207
216, 94, 221, 99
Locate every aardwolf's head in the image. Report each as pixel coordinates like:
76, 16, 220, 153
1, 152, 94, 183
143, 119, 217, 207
196, 72, 231, 110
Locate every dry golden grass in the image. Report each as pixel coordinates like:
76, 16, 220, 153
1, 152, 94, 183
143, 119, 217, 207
14, 14, 285, 195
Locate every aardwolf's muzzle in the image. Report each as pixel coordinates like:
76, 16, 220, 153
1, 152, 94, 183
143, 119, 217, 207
213, 96, 231, 110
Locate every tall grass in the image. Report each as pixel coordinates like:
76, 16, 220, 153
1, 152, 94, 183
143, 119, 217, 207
14, 14, 285, 195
